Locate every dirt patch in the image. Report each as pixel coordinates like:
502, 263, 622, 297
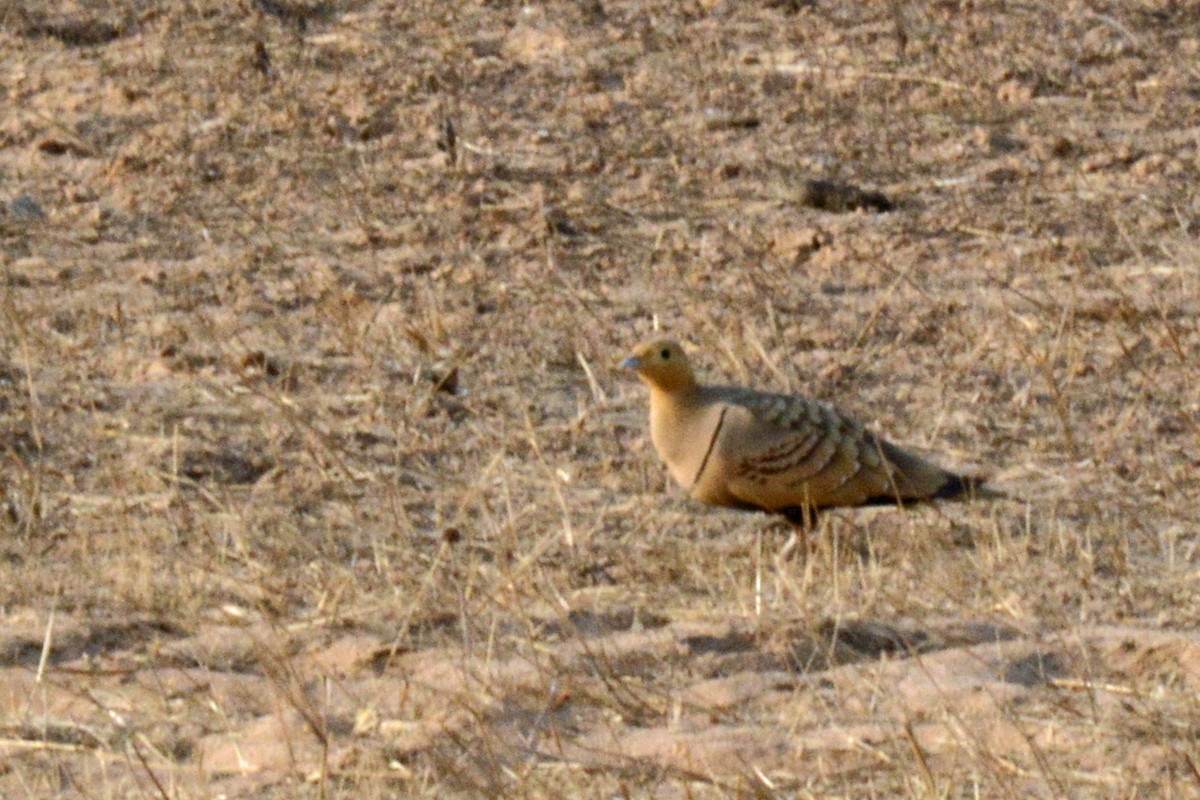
2, 0, 1199, 796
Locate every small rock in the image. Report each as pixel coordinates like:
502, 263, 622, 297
974, 128, 1024, 154
1030, 135, 1076, 160
1130, 153, 1171, 178
9, 195, 46, 221
996, 78, 1034, 104
800, 179, 893, 213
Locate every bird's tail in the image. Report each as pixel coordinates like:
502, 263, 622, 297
878, 439, 1004, 503
933, 472, 1007, 501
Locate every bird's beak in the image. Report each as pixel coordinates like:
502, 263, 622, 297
620, 356, 642, 371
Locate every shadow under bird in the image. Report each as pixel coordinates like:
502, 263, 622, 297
622, 339, 996, 536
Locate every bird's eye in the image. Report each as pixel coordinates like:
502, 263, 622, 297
660, 348, 671, 360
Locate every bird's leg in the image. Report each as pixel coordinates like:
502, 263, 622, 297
776, 503, 819, 563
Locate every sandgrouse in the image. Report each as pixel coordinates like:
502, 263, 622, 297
623, 338, 990, 530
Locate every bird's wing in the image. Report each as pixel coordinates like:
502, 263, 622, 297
706, 388, 917, 511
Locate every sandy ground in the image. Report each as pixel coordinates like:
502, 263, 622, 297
2, 1, 1200, 797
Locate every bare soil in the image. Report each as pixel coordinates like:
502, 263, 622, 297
2, 1, 1200, 797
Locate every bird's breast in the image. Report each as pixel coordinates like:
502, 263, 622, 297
649, 396, 726, 493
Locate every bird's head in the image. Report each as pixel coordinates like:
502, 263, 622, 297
621, 339, 696, 392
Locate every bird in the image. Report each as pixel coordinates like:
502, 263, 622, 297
622, 338, 993, 550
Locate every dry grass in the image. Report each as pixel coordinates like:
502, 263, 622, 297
2, 0, 1199, 797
